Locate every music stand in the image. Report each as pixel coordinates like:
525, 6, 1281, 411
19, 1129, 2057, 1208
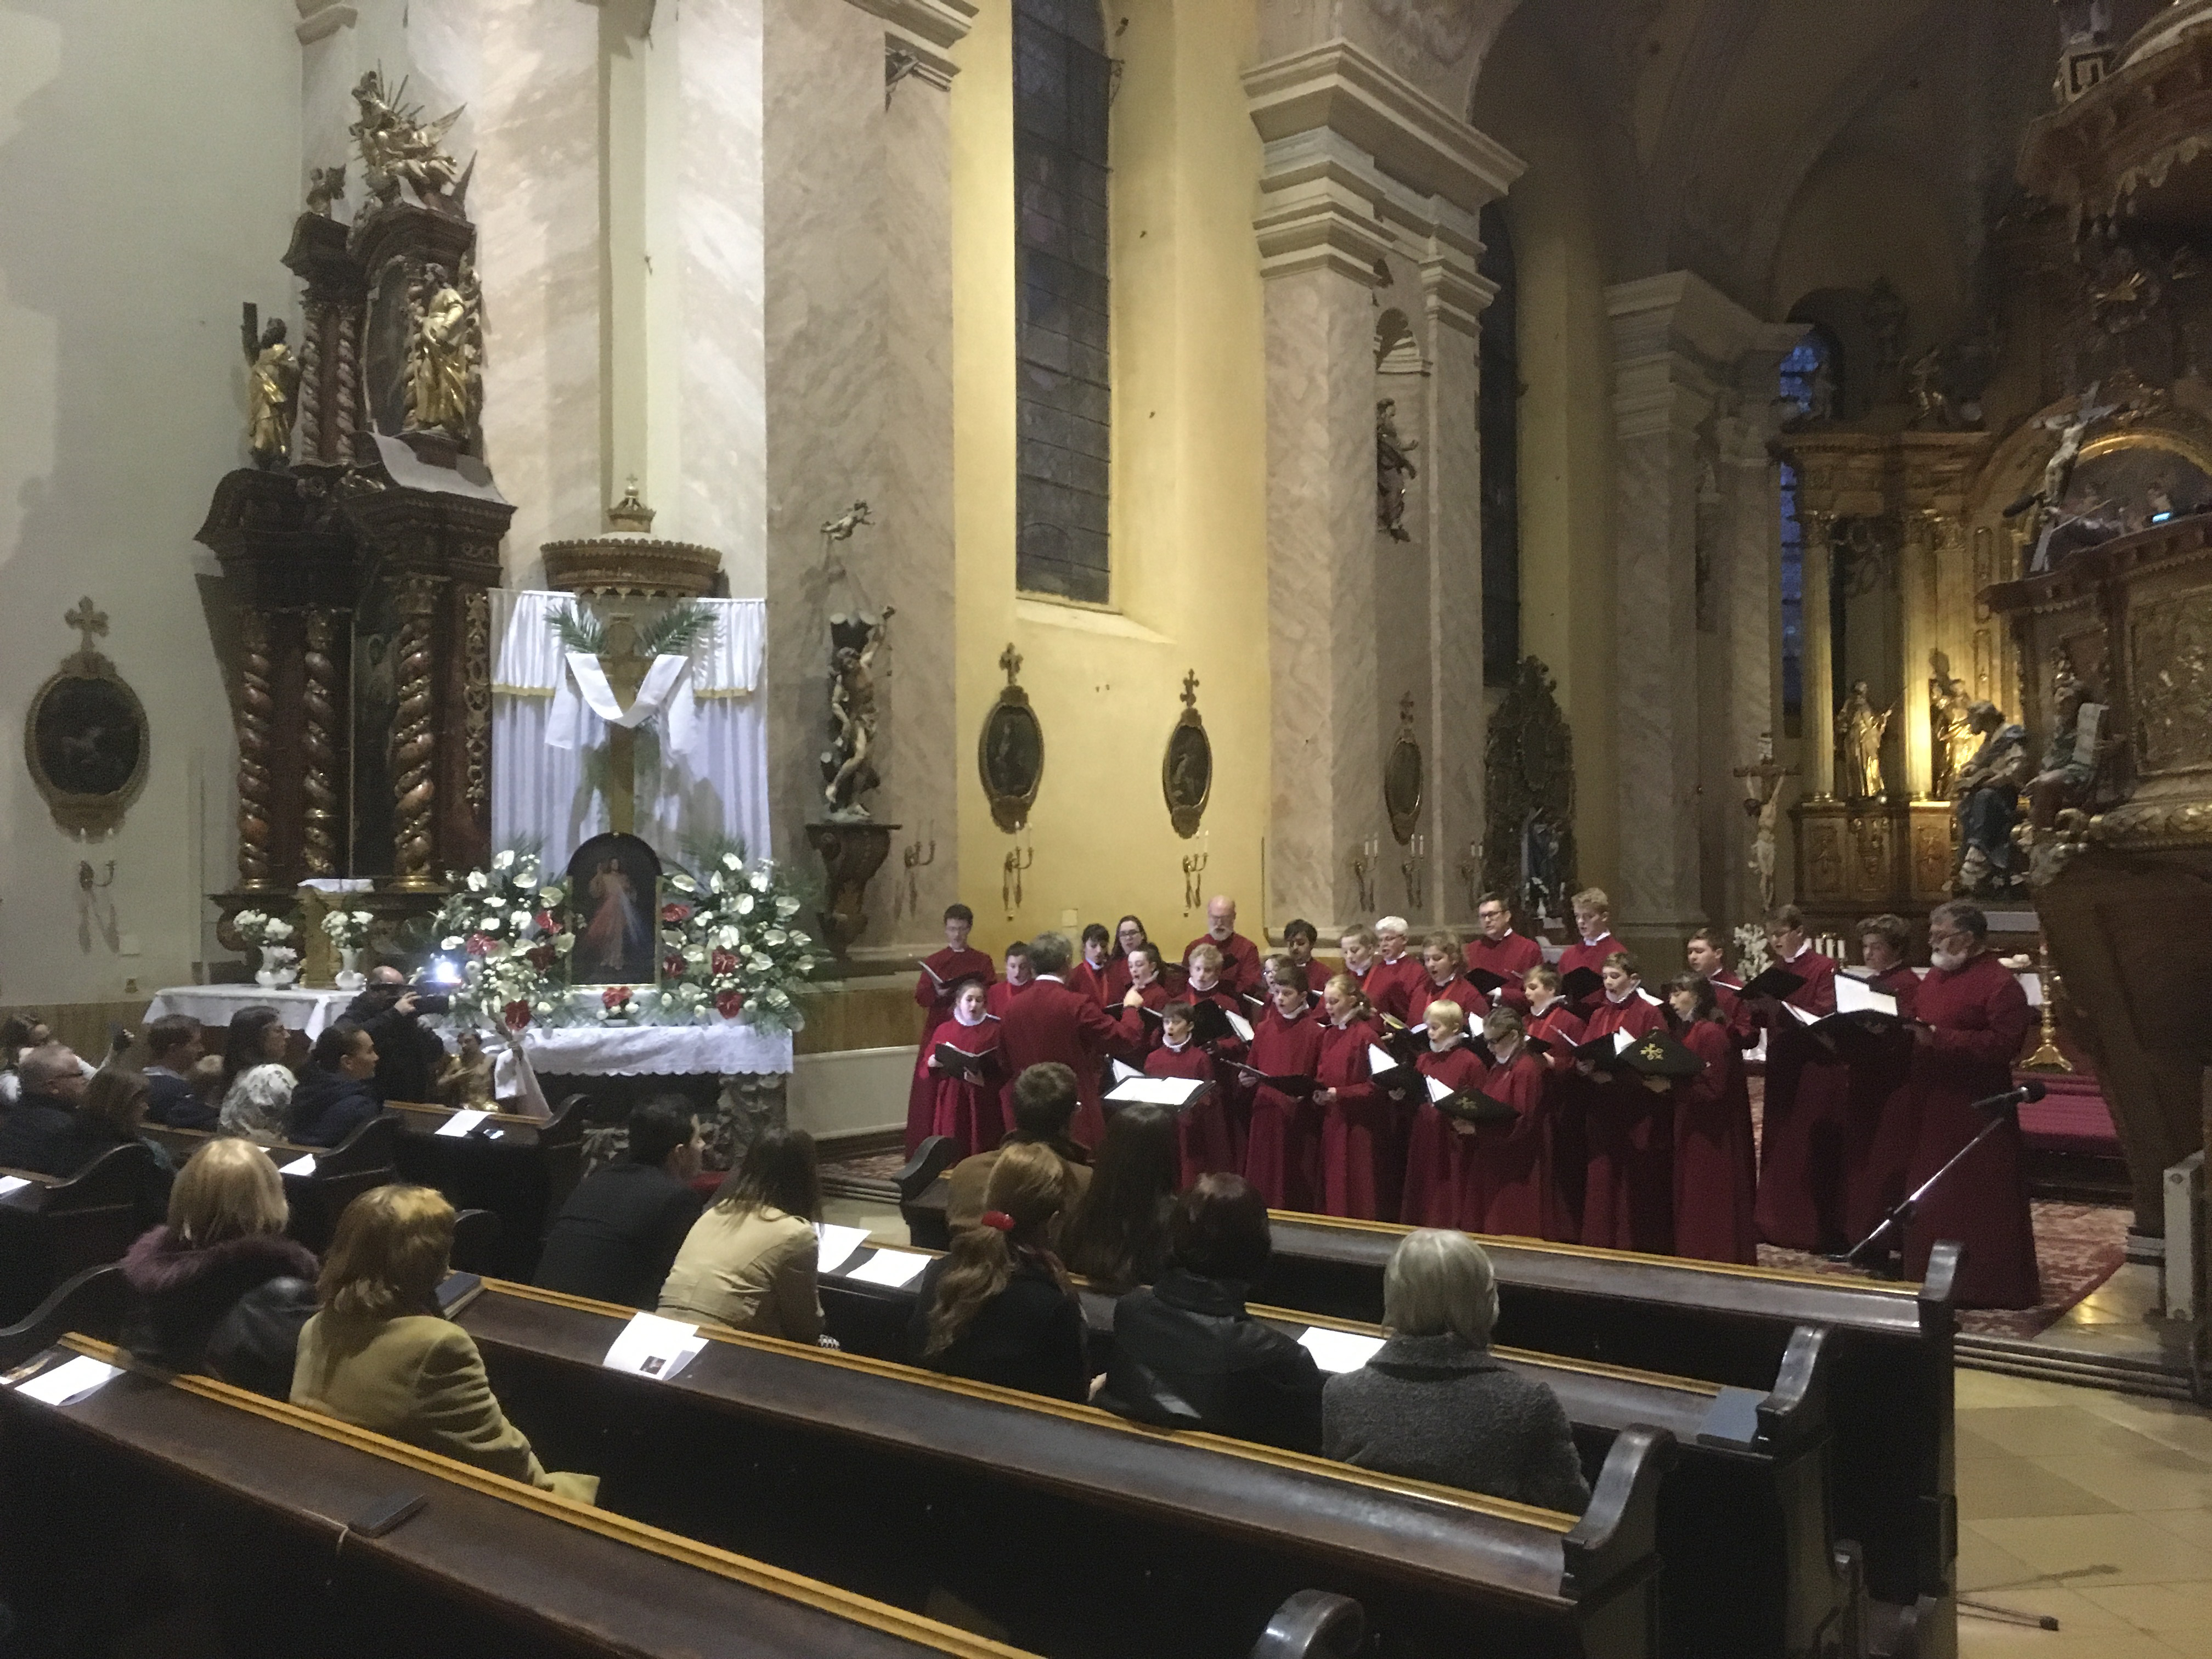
1836, 1080, 2045, 1273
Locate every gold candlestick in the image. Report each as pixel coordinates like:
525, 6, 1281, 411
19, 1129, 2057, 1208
2021, 933, 2073, 1073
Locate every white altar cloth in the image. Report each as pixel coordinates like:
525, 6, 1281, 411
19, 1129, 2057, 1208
144, 985, 355, 1040
481, 1020, 795, 1091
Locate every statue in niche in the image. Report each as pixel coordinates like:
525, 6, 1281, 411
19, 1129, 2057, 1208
822, 608, 894, 819
1928, 651, 1978, 798
349, 71, 468, 206
405, 261, 482, 439
2005, 381, 2127, 544
305, 164, 346, 218
1865, 278, 1907, 390
1376, 399, 1419, 543
239, 305, 299, 470
2029, 651, 2107, 835
1954, 700, 2032, 895
1836, 680, 1893, 801
1905, 348, 1959, 429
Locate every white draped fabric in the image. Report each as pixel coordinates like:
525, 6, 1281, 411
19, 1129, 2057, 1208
490, 589, 770, 870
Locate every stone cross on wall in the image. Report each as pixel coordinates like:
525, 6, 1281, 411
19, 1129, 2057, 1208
65, 597, 108, 657
1182, 669, 1199, 708
1000, 643, 1023, 685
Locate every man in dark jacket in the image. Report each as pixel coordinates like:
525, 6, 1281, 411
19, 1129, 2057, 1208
143, 1014, 216, 1130
0, 1045, 117, 1178
286, 1023, 383, 1148
1098, 1172, 1325, 1453
534, 1098, 707, 1308
345, 967, 450, 1104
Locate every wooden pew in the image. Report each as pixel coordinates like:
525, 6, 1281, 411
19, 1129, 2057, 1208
902, 1163, 1957, 1656
0, 1265, 126, 1370
453, 1277, 1675, 1658
816, 1239, 1844, 1659
0, 1336, 1057, 1659
141, 1114, 398, 1253
0, 1143, 157, 1325
384, 1096, 585, 1280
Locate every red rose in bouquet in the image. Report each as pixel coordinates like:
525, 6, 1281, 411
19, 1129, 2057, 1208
664, 955, 686, 980
714, 989, 746, 1019
711, 949, 738, 977
661, 902, 692, 924
502, 1000, 532, 1031
466, 933, 493, 957
527, 945, 556, 971
533, 910, 556, 934
602, 985, 633, 1010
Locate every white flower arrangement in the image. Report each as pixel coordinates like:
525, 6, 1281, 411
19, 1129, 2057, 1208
657, 847, 819, 1032
1733, 923, 1774, 981
320, 909, 374, 947
432, 847, 574, 1032
232, 909, 297, 947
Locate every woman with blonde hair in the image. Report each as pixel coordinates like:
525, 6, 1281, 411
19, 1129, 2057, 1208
1323, 1229, 1587, 1511
292, 1184, 596, 1502
119, 1138, 318, 1397
907, 1141, 1087, 1401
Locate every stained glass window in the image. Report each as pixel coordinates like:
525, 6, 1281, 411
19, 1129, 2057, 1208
1775, 329, 1838, 737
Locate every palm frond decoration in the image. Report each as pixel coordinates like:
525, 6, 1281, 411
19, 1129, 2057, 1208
637, 601, 718, 661
549, 602, 607, 656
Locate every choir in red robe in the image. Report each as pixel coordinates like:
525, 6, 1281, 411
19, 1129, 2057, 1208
1752, 934, 1848, 1251
1670, 1008, 1758, 1265
1464, 924, 1544, 1012
1240, 989, 1325, 1210
911, 1004, 1006, 1160
1400, 1022, 1486, 1228
1578, 978, 1671, 1253
1180, 922, 1263, 996
1901, 941, 2039, 1308
907, 915, 995, 1153
1316, 994, 1389, 1220
1470, 1026, 1566, 1239
1839, 954, 1922, 1244
1145, 1025, 1237, 1188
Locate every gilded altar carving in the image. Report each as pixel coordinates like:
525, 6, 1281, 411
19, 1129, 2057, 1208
349, 71, 468, 208
405, 260, 482, 442
390, 578, 441, 889
235, 609, 274, 888
241, 308, 300, 470
461, 586, 491, 809
2130, 588, 2212, 774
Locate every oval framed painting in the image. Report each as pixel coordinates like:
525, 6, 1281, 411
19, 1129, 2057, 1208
980, 693, 1043, 834
26, 660, 149, 838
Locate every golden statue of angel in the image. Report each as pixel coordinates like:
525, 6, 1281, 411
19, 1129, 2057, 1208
240, 303, 298, 470
349, 71, 467, 202
405, 259, 481, 439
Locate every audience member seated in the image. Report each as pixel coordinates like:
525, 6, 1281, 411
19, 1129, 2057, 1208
285, 1023, 382, 1149
657, 1126, 825, 1342
345, 967, 452, 1104
214, 1007, 297, 1142
535, 1098, 707, 1310
910, 1141, 1088, 1401
0, 1019, 94, 1108
0, 1045, 112, 1177
292, 1184, 596, 1502
1322, 1230, 1588, 1513
119, 1137, 319, 1397
1098, 1173, 1325, 1453
142, 1015, 215, 1131
945, 1062, 1095, 1232
1060, 1102, 1178, 1295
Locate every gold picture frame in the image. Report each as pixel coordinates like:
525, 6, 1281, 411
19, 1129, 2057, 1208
979, 642, 1043, 834
1161, 670, 1212, 839
25, 598, 148, 839
1384, 694, 1423, 846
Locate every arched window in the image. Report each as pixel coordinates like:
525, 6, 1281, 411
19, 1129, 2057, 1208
1775, 328, 1839, 736
1013, 0, 1113, 603
1478, 202, 1519, 683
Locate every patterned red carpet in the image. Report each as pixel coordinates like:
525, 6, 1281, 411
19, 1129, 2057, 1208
830, 1080, 2131, 1338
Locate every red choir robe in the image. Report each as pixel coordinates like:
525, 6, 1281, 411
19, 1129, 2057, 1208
911, 1013, 1007, 1161
1901, 953, 2039, 1309
1578, 994, 1673, 1254
1366, 955, 1425, 1023
985, 976, 1032, 1020
1407, 974, 1491, 1029
1068, 956, 1114, 1008
1671, 1018, 1758, 1265
1708, 976, 1759, 1052
1525, 998, 1588, 1232
1107, 952, 1187, 1003
1840, 964, 1922, 1243
1317, 1019, 1390, 1220
1183, 981, 1254, 1163
1470, 1047, 1567, 1240
1525, 1000, 1587, 1064
1400, 1040, 1488, 1229
1241, 1005, 1325, 1210
1180, 931, 1264, 997
1147, 1040, 1236, 1187
1295, 958, 1334, 996
1115, 979, 1173, 1057
996, 975, 1143, 1150
1558, 932, 1621, 997
1753, 949, 1850, 1251
914, 946, 995, 1020
1464, 931, 1544, 1013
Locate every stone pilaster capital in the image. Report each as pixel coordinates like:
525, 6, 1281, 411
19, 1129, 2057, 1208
843, 0, 977, 53
1608, 272, 1802, 443
296, 1, 358, 43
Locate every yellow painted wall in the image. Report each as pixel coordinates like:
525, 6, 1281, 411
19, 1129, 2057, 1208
1470, 21, 1621, 899
950, 0, 1271, 960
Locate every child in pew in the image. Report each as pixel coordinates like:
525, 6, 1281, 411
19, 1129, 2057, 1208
1096, 1174, 1325, 1453
658, 1127, 828, 1345
1322, 1230, 1588, 1514
1147, 1001, 1237, 1187
292, 1183, 599, 1503
909, 1141, 1090, 1403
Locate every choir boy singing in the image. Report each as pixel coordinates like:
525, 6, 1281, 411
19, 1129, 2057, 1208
1367, 917, 1425, 1023
1463, 893, 1544, 1012
1557, 889, 1622, 988
1241, 958, 1325, 1209
1751, 904, 1847, 1252
1314, 973, 1388, 1220
1664, 974, 1757, 1265
1280, 919, 1331, 996
1472, 1007, 1568, 1241
1576, 951, 1672, 1254
1408, 932, 1489, 1028
1840, 912, 1921, 1244
1146, 1002, 1237, 1186
914, 904, 994, 1022
1400, 1000, 1485, 1228
985, 941, 1035, 1018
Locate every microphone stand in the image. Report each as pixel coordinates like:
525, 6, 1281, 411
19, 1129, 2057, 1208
1838, 1103, 2018, 1274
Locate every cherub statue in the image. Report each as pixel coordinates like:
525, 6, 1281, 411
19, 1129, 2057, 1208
240, 304, 299, 470
1376, 399, 1419, 543
1836, 680, 1893, 801
822, 608, 895, 818
305, 164, 346, 218
1905, 347, 1954, 429
405, 259, 481, 439
819, 501, 872, 542
348, 70, 468, 203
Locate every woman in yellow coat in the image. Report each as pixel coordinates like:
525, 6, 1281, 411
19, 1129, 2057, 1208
291, 1183, 596, 1504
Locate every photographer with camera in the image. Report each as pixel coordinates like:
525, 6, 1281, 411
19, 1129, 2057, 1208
343, 966, 452, 1106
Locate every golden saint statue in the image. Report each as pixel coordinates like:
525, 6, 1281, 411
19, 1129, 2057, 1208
1836, 680, 1893, 801
240, 306, 298, 470
405, 261, 481, 439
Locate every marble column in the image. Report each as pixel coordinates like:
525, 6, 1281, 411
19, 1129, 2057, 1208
1803, 510, 1837, 801
1244, 41, 1520, 937
1606, 273, 1801, 954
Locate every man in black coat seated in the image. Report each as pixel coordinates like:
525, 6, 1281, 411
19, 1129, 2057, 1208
1098, 1172, 1325, 1453
345, 966, 450, 1104
143, 1014, 216, 1130
285, 1022, 383, 1149
534, 1097, 707, 1308
0, 1044, 114, 1177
